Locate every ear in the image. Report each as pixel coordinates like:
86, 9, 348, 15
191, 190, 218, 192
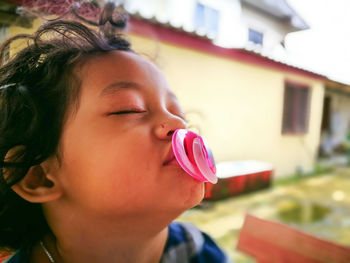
12, 158, 63, 203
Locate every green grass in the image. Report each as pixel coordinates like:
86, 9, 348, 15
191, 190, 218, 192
273, 165, 335, 186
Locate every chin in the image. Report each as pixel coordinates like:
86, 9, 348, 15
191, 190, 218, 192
164, 168, 205, 210
181, 179, 205, 209
155, 180, 204, 219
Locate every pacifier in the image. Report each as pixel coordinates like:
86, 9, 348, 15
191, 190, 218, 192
172, 129, 218, 184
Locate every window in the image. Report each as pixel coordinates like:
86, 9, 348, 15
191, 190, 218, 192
194, 2, 219, 37
282, 81, 311, 134
248, 28, 263, 45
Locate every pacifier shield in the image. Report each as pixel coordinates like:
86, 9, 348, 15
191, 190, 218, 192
172, 129, 217, 184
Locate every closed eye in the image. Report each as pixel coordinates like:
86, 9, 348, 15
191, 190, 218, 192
110, 110, 146, 115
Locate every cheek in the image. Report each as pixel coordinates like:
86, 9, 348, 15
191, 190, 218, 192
58, 134, 157, 203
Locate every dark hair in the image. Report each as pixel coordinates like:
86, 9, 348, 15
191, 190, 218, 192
0, 3, 132, 251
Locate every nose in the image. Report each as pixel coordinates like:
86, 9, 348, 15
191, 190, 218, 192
154, 113, 187, 140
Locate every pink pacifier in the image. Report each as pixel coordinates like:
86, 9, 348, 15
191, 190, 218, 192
172, 129, 218, 184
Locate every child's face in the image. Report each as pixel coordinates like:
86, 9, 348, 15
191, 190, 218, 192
52, 51, 204, 218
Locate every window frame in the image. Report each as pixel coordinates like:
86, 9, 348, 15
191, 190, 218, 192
282, 80, 312, 135
248, 28, 264, 45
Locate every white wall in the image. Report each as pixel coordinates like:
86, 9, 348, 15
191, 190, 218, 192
241, 4, 293, 52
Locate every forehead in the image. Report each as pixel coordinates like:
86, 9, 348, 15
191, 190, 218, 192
79, 51, 170, 97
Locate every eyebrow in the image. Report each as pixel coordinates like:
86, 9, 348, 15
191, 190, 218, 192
100, 81, 179, 103
100, 81, 141, 97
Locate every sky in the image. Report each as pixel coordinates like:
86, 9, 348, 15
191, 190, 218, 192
285, 0, 350, 84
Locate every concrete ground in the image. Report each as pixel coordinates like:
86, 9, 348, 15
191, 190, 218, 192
178, 166, 350, 262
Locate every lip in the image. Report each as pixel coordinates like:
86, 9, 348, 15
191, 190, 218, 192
163, 147, 179, 166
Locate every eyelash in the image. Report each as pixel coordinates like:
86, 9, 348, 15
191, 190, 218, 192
109, 110, 186, 122
111, 110, 146, 115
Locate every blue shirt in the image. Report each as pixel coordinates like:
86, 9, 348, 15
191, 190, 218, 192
5, 222, 230, 263
161, 222, 230, 263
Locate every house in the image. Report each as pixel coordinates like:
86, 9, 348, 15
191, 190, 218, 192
0, 0, 346, 178
122, 0, 325, 178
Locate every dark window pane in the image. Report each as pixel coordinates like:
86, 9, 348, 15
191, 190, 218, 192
298, 88, 309, 132
282, 83, 311, 134
282, 86, 294, 132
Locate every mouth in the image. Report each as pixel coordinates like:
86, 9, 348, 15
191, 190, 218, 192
163, 147, 179, 166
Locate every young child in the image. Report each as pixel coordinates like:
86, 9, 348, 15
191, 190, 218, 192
0, 3, 229, 263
